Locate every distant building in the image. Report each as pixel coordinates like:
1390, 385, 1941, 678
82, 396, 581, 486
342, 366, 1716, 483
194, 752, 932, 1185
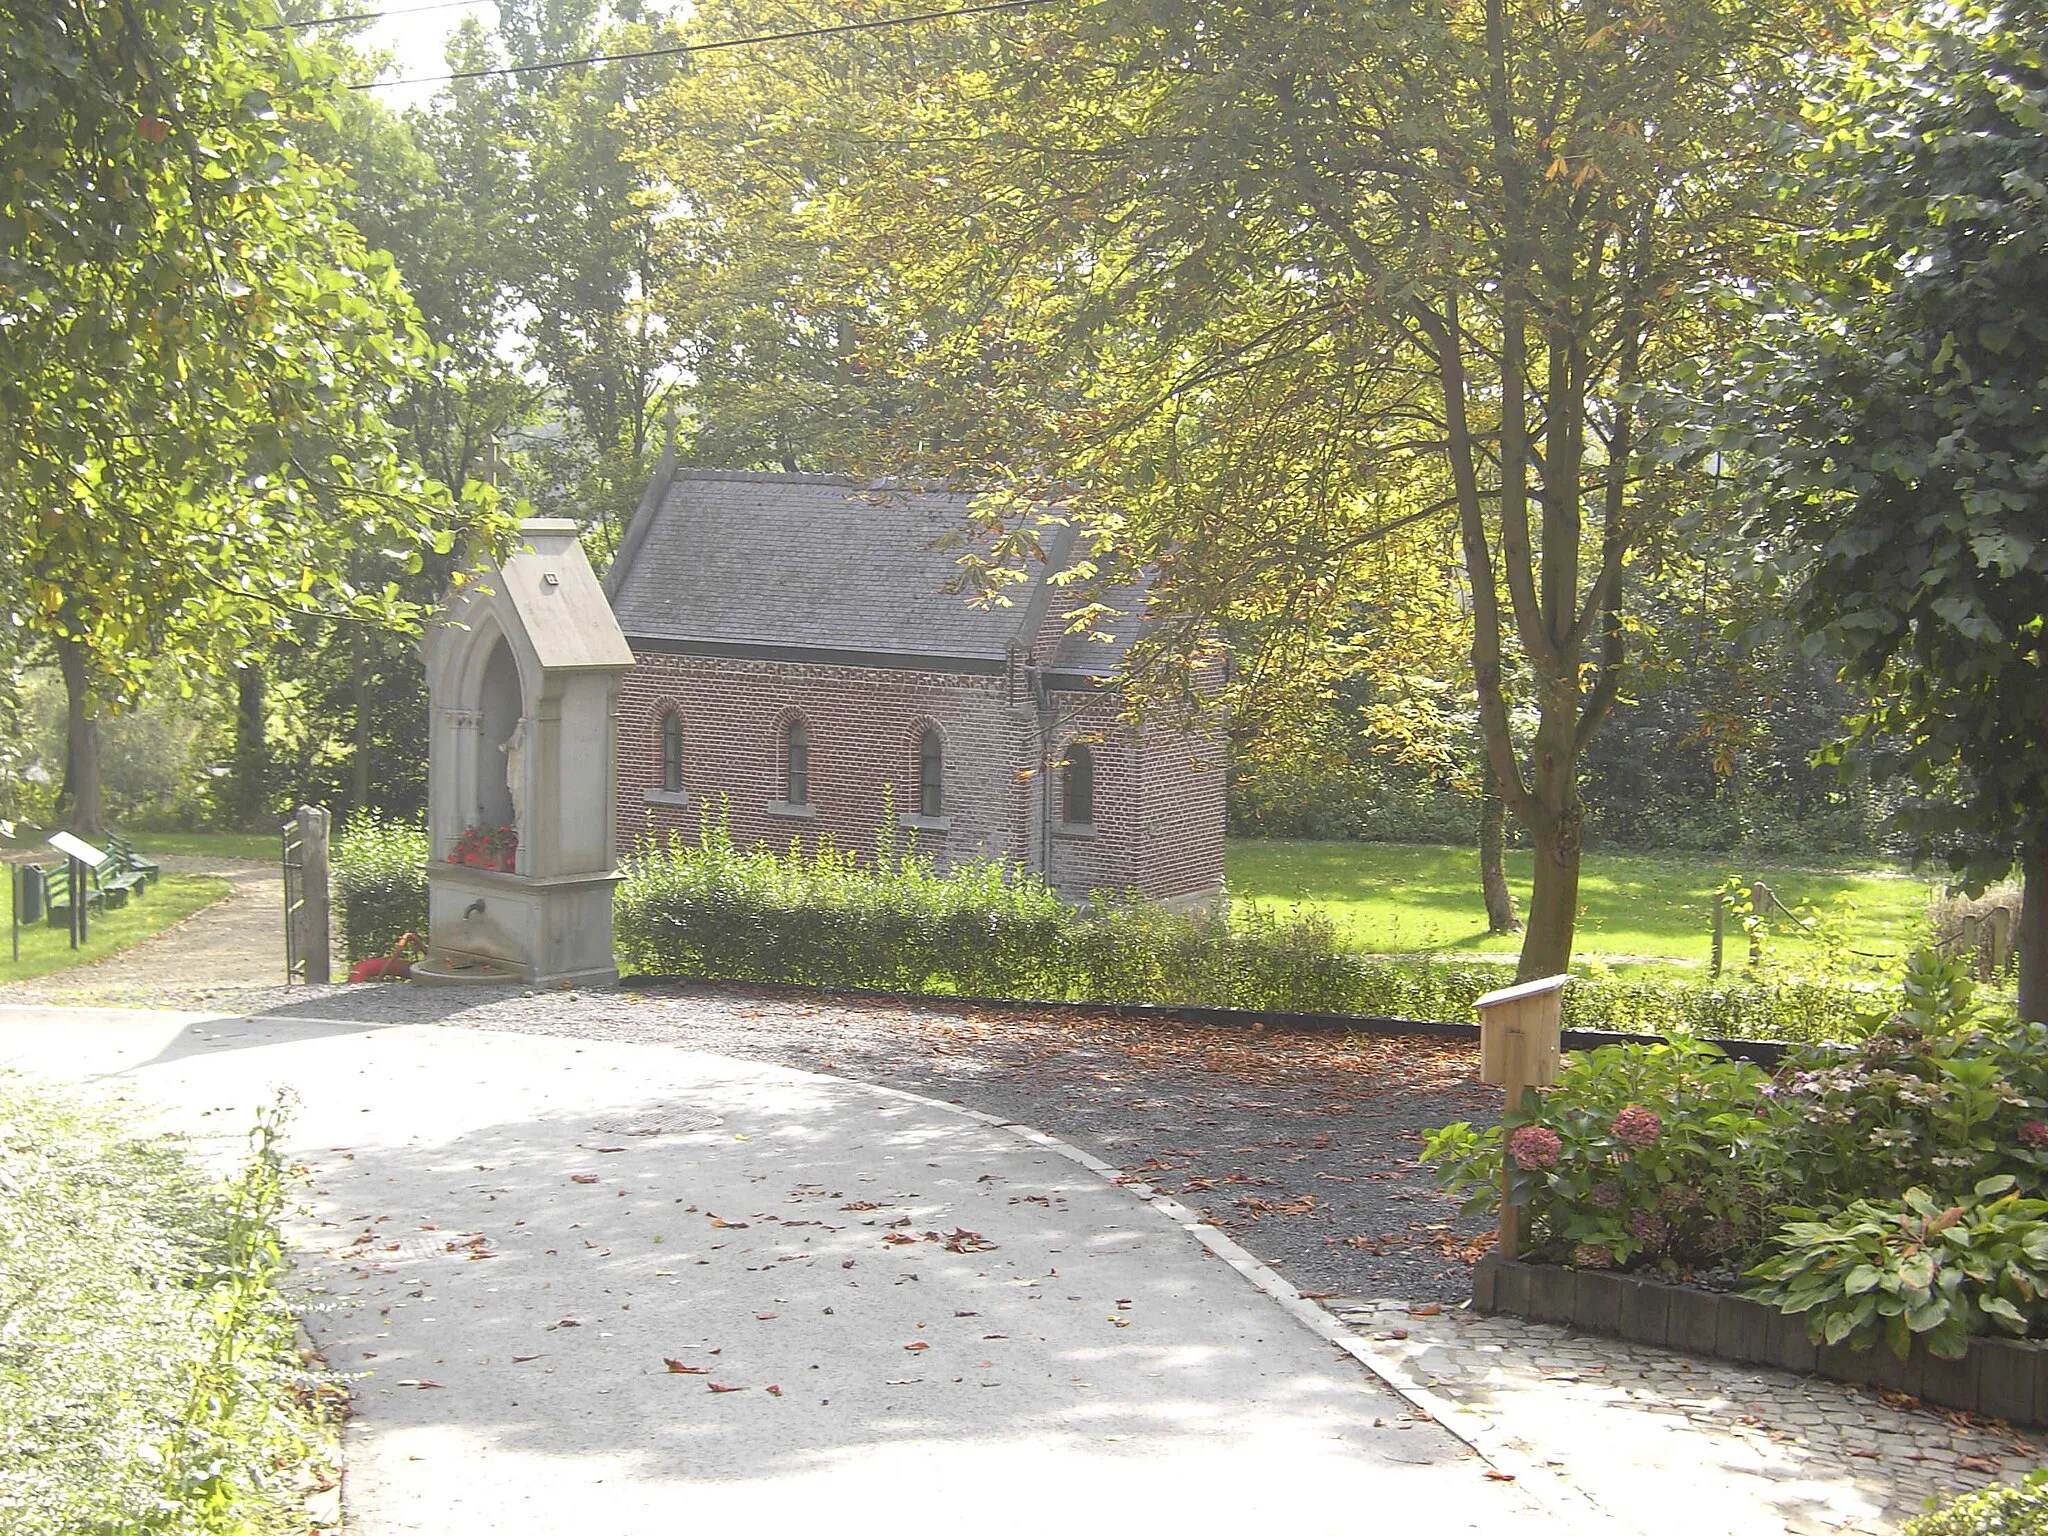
602, 465, 1224, 903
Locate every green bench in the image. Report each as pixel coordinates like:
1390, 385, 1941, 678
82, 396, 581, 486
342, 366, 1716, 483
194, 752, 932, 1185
36, 861, 107, 926
104, 834, 161, 888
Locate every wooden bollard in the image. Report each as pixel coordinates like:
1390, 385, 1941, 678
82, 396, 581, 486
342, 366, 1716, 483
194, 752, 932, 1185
1476, 974, 1568, 1260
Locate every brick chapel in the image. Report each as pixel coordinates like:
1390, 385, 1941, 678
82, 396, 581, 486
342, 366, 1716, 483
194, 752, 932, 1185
602, 465, 1225, 904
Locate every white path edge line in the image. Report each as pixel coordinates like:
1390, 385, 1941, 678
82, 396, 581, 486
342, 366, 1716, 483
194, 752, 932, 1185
238, 1014, 1637, 1534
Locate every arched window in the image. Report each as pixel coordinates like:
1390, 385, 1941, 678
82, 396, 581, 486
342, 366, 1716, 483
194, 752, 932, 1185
659, 712, 683, 794
784, 718, 809, 806
1061, 742, 1094, 827
917, 727, 943, 817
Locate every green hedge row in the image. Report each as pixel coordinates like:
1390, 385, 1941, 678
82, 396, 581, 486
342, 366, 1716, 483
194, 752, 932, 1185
328, 812, 1868, 1042
333, 813, 430, 964
611, 821, 1867, 1043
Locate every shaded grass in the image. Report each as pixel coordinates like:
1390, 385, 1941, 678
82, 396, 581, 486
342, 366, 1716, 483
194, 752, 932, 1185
2, 872, 229, 982
113, 828, 278, 862
1225, 839, 1940, 973
0, 1076, 334, 1534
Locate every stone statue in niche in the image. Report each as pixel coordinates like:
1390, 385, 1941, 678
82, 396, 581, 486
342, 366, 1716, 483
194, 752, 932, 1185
499, 719, 526, 830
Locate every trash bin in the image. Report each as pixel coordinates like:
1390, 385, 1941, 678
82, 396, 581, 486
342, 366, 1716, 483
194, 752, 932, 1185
19, 863, 47, 926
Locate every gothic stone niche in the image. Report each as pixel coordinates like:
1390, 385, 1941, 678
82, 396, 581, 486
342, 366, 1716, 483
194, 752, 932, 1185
417, 518, 634, 986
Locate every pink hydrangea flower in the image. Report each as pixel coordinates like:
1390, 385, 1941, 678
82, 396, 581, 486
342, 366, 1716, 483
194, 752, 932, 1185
1611, 1105, 1663, 1149
1572, 1243, 1615, 1270
1506, 1124, 1563, 1169
2021, 1120, 2048, 1151
1589, 1182, 1622, 1208
1628, 1211, 1670, 1249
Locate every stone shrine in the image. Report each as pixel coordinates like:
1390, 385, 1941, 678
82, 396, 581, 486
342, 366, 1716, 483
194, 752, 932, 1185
416, 519, 634, 986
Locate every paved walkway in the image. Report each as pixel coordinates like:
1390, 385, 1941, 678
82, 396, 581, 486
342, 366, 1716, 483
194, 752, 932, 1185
1337, 1298, 2041, 1536
0, 858, 284, 1004
0, 1005, 1558, 1535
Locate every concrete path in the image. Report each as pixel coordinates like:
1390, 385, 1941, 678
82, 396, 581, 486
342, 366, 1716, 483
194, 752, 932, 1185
0, 1005, 1561, 1534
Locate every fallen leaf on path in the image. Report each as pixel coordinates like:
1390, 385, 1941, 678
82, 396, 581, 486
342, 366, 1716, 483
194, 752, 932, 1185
1409, 1303, 1442, 1317
395, 1380, 442, 1389
707, 1382, 746, 1393
1484, 1471, 1516, 1483
664, 1360, 708, 1374
570, 1175, 599, 1185
512, 1355, 543, 1364
904, 1341, 930, 1351
546, 1318, 582, 1330
1959, 1456, 2001, 1473
942, 1228, 998, 1253
765, 1385, 783, 1397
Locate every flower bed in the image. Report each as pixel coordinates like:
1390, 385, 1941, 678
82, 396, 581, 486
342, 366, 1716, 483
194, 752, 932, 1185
1428, 953, 2048, 1377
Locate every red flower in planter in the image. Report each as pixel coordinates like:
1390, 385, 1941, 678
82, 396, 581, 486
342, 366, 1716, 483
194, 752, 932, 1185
1611, 1105, 1663, 1149
2021, 1120, 2048, 1151
1506, 1124, 1562, 1169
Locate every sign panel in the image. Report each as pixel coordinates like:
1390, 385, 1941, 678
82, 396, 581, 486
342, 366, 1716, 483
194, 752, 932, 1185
48, 831, 109, 867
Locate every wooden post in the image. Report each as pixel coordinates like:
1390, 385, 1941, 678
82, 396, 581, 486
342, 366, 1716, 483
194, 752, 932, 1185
1961, 914, 1982, 977
1711, 893, 1726, 977
1990, 906, 2014, 980
1748, 880, 1768, 967
292, 805, 332, 985
1476, 975, 1568, 1261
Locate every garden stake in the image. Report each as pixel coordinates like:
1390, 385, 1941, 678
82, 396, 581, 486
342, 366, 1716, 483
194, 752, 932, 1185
1475, 975, 1568, 1260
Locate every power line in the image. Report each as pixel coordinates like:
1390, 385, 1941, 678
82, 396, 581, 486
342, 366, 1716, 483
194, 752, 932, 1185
263, 0, 498, 32
348, 0, 1073, 89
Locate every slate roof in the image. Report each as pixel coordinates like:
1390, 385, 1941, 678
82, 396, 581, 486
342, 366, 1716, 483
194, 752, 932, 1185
604, 468, 1139, 672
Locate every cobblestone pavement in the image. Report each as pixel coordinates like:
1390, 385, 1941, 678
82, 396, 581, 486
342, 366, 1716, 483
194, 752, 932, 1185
1334, 1298, 2043, 1535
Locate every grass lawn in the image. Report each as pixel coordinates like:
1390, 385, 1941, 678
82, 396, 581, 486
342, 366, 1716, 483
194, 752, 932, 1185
2, 871, 229, 982
1226, 838, 1941, 972
110, 827, 279, 862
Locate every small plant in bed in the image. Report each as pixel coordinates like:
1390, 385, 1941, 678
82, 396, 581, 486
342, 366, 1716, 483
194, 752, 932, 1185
1426, 951, 2048, 1359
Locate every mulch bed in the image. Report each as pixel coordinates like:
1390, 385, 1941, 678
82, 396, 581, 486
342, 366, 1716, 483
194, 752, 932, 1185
251, 978, 1503, 1303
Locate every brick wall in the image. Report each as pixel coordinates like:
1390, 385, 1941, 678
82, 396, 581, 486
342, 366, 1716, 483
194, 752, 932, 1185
615, 645, 1225, 904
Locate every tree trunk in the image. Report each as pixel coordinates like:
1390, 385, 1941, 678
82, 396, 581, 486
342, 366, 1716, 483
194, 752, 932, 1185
231, 664, 268, 830
1520, 806, 1582, 980
55, 635, 104, 838
1480, 766, 1520, 934
1515, 696, 1584, 980
2022, 834, 2048, 1024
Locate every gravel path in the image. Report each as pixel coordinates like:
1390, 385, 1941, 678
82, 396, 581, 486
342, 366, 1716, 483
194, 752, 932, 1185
229, 980, 1500, 1305
0, 859, 282, 1004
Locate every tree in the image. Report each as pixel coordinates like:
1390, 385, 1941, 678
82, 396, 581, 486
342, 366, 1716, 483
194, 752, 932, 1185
1720, 1, 2048, 1017
642, 0, 1850, 975
0, 0, 491, 835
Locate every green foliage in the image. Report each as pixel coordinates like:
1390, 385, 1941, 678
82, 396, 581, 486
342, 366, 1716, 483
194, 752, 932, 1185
1907, 1473, 2048, 1536
1748, 1179, 2048, 1361
0, 1077, 329, 1534
1429, 953, 2048, 1354
1713, 2, 2048, 900
333, 813, 429, 962
615, 810, 1869, 1038
1425, 1041, 1777, 1269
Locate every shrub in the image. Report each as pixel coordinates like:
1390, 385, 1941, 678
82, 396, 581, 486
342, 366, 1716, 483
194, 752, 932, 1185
1907, 1473, 2048, 1536
615, 813, 1871, 1039
1747, 1178, 2048, 1360
0, 1077, 330, 1534
333, 813, 429, 962
1423, 1040, 1777, 1270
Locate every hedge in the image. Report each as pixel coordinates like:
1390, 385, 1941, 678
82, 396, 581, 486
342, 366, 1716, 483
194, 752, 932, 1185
328, 809, 1870, 1042
611, 819, 1869, 1043
333, 813, 429, 964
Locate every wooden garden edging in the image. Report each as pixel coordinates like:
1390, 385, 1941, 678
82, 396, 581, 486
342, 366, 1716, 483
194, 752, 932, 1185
1474, 1254, 2048, 1426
